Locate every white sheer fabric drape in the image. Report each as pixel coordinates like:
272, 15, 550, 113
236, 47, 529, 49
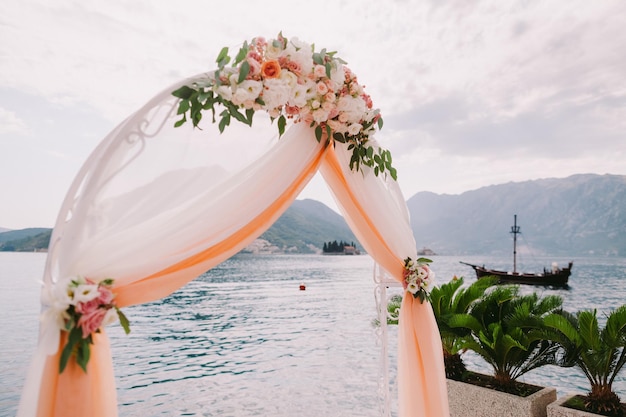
17, 74, 449, 417
18, 76, 326, 417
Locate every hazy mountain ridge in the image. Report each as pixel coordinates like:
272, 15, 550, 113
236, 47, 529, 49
0, 200, 359, 254
408, 173, 626, 256
257, 199, 358, 253
2, 174, 624, 256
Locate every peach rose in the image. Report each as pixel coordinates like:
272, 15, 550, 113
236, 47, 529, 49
261, 60, 281, 79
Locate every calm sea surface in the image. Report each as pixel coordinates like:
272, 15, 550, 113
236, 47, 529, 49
1, 252, 625, 417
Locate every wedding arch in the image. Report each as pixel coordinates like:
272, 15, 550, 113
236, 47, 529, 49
17, 34, 450, 417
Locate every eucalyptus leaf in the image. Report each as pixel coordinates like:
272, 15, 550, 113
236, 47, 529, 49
234, 42, 248, 65
237, 60, 250, 84
216, 47, 229, 66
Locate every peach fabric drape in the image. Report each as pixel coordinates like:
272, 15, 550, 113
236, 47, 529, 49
18, 74, 449, 417
321, 145, 450, 417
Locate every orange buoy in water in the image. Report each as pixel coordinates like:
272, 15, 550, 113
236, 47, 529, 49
299, 283, 306, 291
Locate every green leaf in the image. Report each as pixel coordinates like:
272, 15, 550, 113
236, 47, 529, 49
218, 113, 230, 133
59, 334, 76, 373
117, 308, 131, 335
315, 125, 322, 142
174, 117, 186, 128
325, 62, 332, 79
59, 327, 84, 373
238, 60, 250, 84
76, 339, 91, 373
333, 132, 345, 143
245, 108, 255, 126
171, 85, 195, 100
278, 115, 286, 137
234, 42, 248, 65
216, 47, 229, 67
312, 52, 323, 65
176, 99, 190, 115
192, 110, 202, 127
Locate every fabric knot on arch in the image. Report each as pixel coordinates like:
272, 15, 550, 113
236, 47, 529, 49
17, 34, 449, 417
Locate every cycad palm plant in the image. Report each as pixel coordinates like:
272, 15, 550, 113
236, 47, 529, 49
429, 276, 497, 379
449, 285, 563, 394
543, 305, 626, 416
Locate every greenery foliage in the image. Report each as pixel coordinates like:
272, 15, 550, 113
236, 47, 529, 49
171, 34, 397, 180
448, 286, 563, 392
544, 306, 626, 416
429, 275, 498, 379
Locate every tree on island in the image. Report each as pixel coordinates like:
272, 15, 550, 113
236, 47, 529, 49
322, 240, 357, 253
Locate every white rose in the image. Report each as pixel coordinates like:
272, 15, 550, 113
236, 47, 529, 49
280, 70, 298, 89
265, 42, 282, 60
289, 83, 308, 108
285, 38, 314, 75
215, 85, 233, 101
262, 78, 291, 109
239, 80, 262, 98
312, 108, 329, 123
232, 80, 262, 106
337, 96, 366, 124
347, 123, 362, 136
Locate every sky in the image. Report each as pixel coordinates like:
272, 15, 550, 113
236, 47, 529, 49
1, 0, 625, 230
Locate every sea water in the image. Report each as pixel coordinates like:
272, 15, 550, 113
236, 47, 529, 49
1, 252, 625, 417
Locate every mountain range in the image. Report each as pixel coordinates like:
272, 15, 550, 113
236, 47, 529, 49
1, 173, 624, 256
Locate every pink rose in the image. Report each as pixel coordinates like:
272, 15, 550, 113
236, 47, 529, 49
314, 65, 326, 78
77, 308, 108, 338
316, 82, 328, 95
285, 60, 302, 75
97, 286, 115, 305
75, 298, 100, 315
285, 105, 300, 116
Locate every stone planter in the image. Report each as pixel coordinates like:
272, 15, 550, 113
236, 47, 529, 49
448, 378, 557, 417
547, 394, 626, 417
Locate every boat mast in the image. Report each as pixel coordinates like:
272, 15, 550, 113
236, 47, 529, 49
510, 214, 521, 273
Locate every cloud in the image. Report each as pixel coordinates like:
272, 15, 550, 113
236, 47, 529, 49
0, 107, 27, 135
1, 0, 626, 229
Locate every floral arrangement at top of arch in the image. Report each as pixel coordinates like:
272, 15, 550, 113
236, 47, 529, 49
171, 33, 397, 180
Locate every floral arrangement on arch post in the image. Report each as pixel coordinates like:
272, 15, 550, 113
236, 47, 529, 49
171, 32, 397, 180
403, 257, 435, 303
42, 277, 130, 373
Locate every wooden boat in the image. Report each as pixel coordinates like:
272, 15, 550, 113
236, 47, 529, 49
460, 215, 573, 288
